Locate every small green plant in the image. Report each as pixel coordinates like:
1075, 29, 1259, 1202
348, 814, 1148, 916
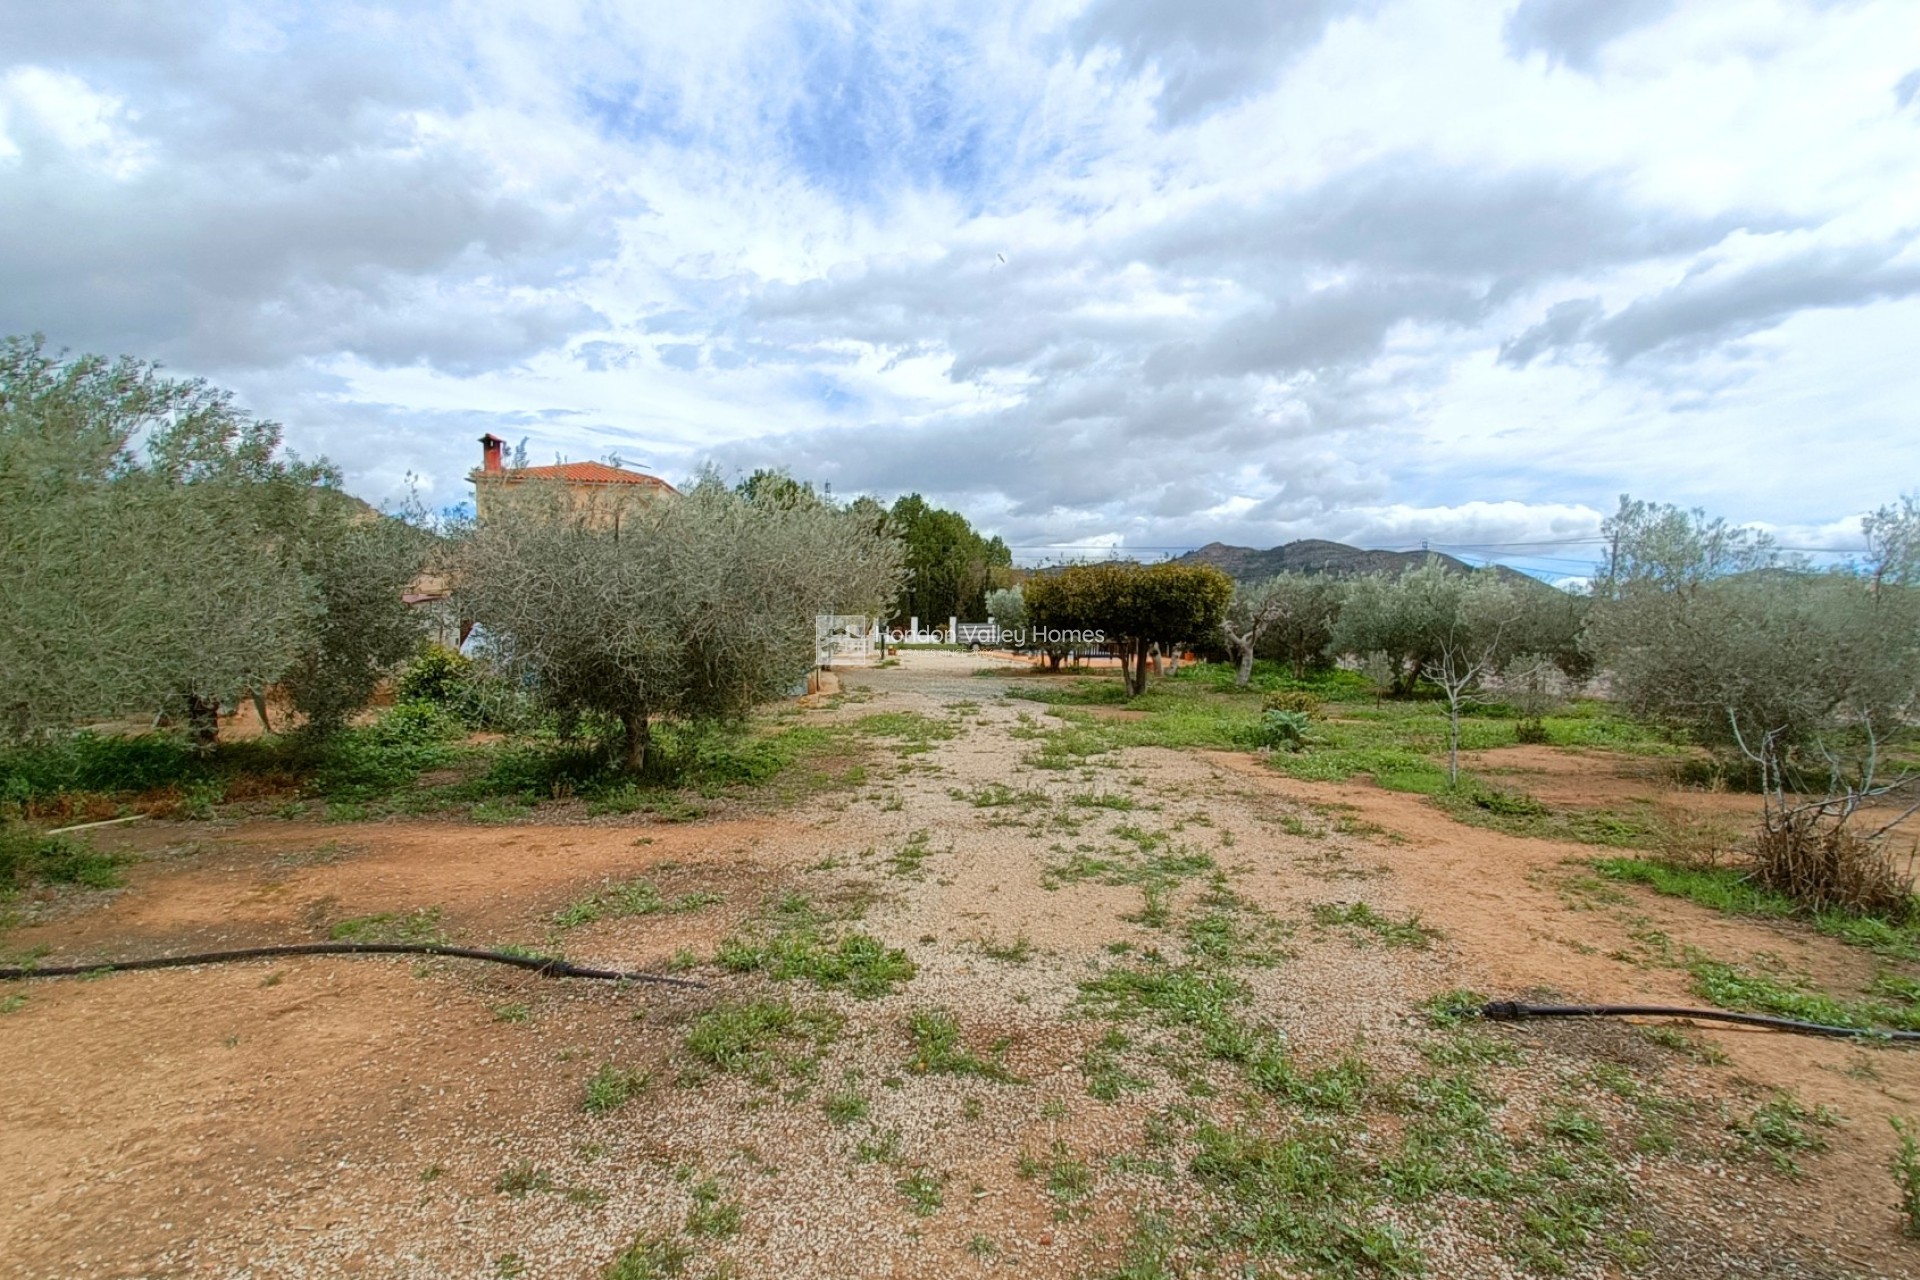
686, 1177, 743, 1239
1731, 1092, 1841, 1176
823, 1085, 870, 1125
0, 822, 124, 893
1310, 901, 1440, 949
1244, 708, 1312, 751
716, 895, 915, 998
897, 1167, 944, 1215
604, 1232, 692, 1279
494, 1001, 531, 1024
906, 1008, 1019, 1082
855, 1127, 904, 1165
329, 907, 447, 945
583, 1063, 650, 1114
889, 829, 936, 876
976, 933, 1035, 963
1081, 1027, 1151, 1102
1892, 1118, 1920, 1238
684, 998, 841, 1082
495, 1163, 552, 1196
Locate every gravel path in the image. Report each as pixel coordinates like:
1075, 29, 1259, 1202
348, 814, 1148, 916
2, 651, 1914, 1279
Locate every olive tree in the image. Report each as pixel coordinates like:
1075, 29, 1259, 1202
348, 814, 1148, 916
1419, 575, 1528, 785
0, 337, 351, 746
1220, 576, 1291, 687
1252, 573, 1344, 680
457, 472, 904, 774
1590, 495, 1920, 910
277, 495, 433, 734
985, 585, 1027, 646
1329, 558, 1465, 695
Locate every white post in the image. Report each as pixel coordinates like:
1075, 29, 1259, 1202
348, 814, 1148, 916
949, 615, 958, 644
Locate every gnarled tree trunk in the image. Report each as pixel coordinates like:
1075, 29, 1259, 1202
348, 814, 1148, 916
620, 708, 651, 775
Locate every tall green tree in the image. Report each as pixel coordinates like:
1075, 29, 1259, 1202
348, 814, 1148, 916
1029, 561, 1232, 696
1, 336, 431, 745
0, 337, 393, 746
1252, 573, 1345, 680
277, 494, 433, 734
1589, 495, 1918, 766
887, 494, 1011, 626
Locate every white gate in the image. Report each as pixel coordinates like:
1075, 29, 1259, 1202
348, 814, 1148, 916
815, 614, 875, 665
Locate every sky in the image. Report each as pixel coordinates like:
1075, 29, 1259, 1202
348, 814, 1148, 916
2, 0, 1917, 581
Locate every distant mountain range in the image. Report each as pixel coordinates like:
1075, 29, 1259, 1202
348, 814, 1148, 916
1173, 539, 1468, 580
1172, 539, 1547, 587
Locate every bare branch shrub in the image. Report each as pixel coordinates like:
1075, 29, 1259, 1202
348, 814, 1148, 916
1594, 495, 1920, 915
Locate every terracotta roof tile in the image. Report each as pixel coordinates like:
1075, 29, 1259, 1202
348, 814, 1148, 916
473, 461, 677, 491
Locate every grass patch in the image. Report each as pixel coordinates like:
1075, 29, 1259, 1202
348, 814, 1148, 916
855, 712, 957, 755
1686, 954, 1920, 1032
1731, 1091, 1841, 1176
1081, 1027, 1151, 1102
822, 1083, 870, 1125
906, 1008, 1019, 1082
554, 879, 723, 929
1892, 1118, 1920, 1238
683, 997, 843, 1083
896, 1167, 944, 1215
976, 932, 1035, 963
889, 829, 935, 877
716, 893, 915, 998
686, 1177, 743, 1239
1191, 1120, 1424, 1278
583, 1063, 651, 1114
328, 907, 447, 945
1595, 857, 1920, 961
495, 1162, 553, 1196
0, 823, 125, 894
603, 1233, 691, 1280
1310, 901, 1440, 949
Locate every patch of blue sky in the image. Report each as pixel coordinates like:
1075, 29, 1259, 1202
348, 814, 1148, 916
778, 18, 1008, 206
797, 368, 865, 415
577, 79, 698, 147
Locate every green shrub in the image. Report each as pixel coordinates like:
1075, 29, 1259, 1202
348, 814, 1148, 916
1893, 1118, 1920, 1238
1244, 709, 1312, 752
394, 645, 474, 706
307, 704, 463, 801
0, 821, 124, 893
1261, 690, 1322, 718
0, 732, 204, 805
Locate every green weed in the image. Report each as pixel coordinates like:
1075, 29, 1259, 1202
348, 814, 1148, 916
583, 1063, 650, 1114
897, 1167, 944, 1215
906, 1008, 1019, 1082
603, 1233, 691, 1279
329, 907, 446, 945
1310, 901, 1440, 949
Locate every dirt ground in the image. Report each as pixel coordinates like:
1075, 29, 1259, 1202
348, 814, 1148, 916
3, 651, 1917, 1279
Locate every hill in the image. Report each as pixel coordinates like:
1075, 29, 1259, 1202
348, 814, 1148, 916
1174, 539, 1476, 580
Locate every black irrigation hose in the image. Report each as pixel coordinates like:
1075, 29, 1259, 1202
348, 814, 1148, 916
0, 942, 705, 989
1481, 1000, 1920, 1042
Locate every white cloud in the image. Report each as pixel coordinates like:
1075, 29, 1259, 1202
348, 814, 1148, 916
0, 66, 153, 178
2, 0, 1917, 564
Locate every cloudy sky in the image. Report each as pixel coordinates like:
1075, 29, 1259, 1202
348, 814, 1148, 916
3, 0, 1917, 578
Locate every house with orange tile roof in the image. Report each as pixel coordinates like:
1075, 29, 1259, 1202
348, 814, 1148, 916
469, 433, 678, 528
